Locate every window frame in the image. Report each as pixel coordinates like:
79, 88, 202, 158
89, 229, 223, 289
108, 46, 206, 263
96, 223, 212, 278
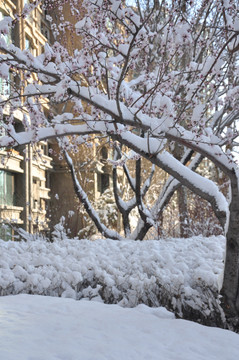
0, 170, 15, 206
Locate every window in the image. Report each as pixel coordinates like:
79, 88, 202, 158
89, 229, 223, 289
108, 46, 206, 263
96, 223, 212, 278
24, 0, 35, 22
0, 223, 13, 241
25, 37, 35, 54
100, 147, 108, 161
41, 23, 50, 40
0, 73, 11, 96
0, 170, 15, 206
34, 199, 38, 210
0, 11, 12, 45
14, 120, 24, 133
23, 0, 30, 11
40, 143, 48, 156
97, 173, 110, 194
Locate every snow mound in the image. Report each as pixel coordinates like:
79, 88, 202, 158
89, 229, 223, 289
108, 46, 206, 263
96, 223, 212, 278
0, 294, 238, 360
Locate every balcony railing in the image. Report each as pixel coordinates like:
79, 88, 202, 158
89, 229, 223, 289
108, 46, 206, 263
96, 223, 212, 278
0, 205, 24, 224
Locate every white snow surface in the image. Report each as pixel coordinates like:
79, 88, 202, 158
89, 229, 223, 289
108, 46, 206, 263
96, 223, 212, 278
0, 294, 238, 360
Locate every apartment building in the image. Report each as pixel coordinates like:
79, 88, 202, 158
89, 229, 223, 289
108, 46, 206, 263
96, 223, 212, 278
0, 0, 115, 240
0, 0, 52, 240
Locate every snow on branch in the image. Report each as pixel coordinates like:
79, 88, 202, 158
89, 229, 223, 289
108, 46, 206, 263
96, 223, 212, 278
64, 148, 124, 240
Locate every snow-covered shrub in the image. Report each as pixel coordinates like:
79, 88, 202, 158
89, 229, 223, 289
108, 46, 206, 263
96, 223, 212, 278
0, 236, 226, 327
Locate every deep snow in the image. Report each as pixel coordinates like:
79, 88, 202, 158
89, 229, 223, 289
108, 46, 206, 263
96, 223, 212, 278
0, 294, 238, 360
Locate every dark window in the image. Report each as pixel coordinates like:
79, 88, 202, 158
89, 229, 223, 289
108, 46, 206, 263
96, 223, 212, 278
97, 173, 109, 194
0, 171, 15, 206
100, 147, 108, 160
15, 120, 24, 133
0, 224, 13, 241
41, 23, 50, 40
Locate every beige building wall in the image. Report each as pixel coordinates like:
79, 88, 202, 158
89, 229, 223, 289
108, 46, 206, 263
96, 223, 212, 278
0, 0, 52, 239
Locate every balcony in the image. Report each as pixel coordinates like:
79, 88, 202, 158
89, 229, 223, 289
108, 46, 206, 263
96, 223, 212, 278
0, 205, 24, 224
39, 187, 50, 200
0, 150, 24, 173
41, 154, 52, 169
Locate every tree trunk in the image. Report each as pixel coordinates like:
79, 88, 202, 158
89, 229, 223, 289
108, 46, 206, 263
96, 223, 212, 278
174, 143, 189, 238
221, 178, 239, 329
177, 186, 189, 238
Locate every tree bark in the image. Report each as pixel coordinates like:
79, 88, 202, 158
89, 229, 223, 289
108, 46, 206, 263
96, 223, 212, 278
174, 143, 189, 238
177, 186, 189, 238
112, 166, 131, 238
221, 177, 239, 328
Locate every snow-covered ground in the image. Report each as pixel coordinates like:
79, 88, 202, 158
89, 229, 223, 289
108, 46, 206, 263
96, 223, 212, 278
0, 294, 238, 360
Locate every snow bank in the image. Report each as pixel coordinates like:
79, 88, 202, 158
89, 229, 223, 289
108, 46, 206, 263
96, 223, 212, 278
0, 236, 226, 325
0, 294, 238, 360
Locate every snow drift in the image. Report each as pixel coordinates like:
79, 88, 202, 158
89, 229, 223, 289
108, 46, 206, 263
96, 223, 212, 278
1, 294, 238, 360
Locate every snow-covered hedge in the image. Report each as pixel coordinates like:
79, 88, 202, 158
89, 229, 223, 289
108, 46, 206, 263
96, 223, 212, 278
0, 236, 226, 326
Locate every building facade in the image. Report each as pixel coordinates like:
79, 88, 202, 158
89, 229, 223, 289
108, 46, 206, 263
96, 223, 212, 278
0, 0, 52, 240
0, 0, 114, 240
